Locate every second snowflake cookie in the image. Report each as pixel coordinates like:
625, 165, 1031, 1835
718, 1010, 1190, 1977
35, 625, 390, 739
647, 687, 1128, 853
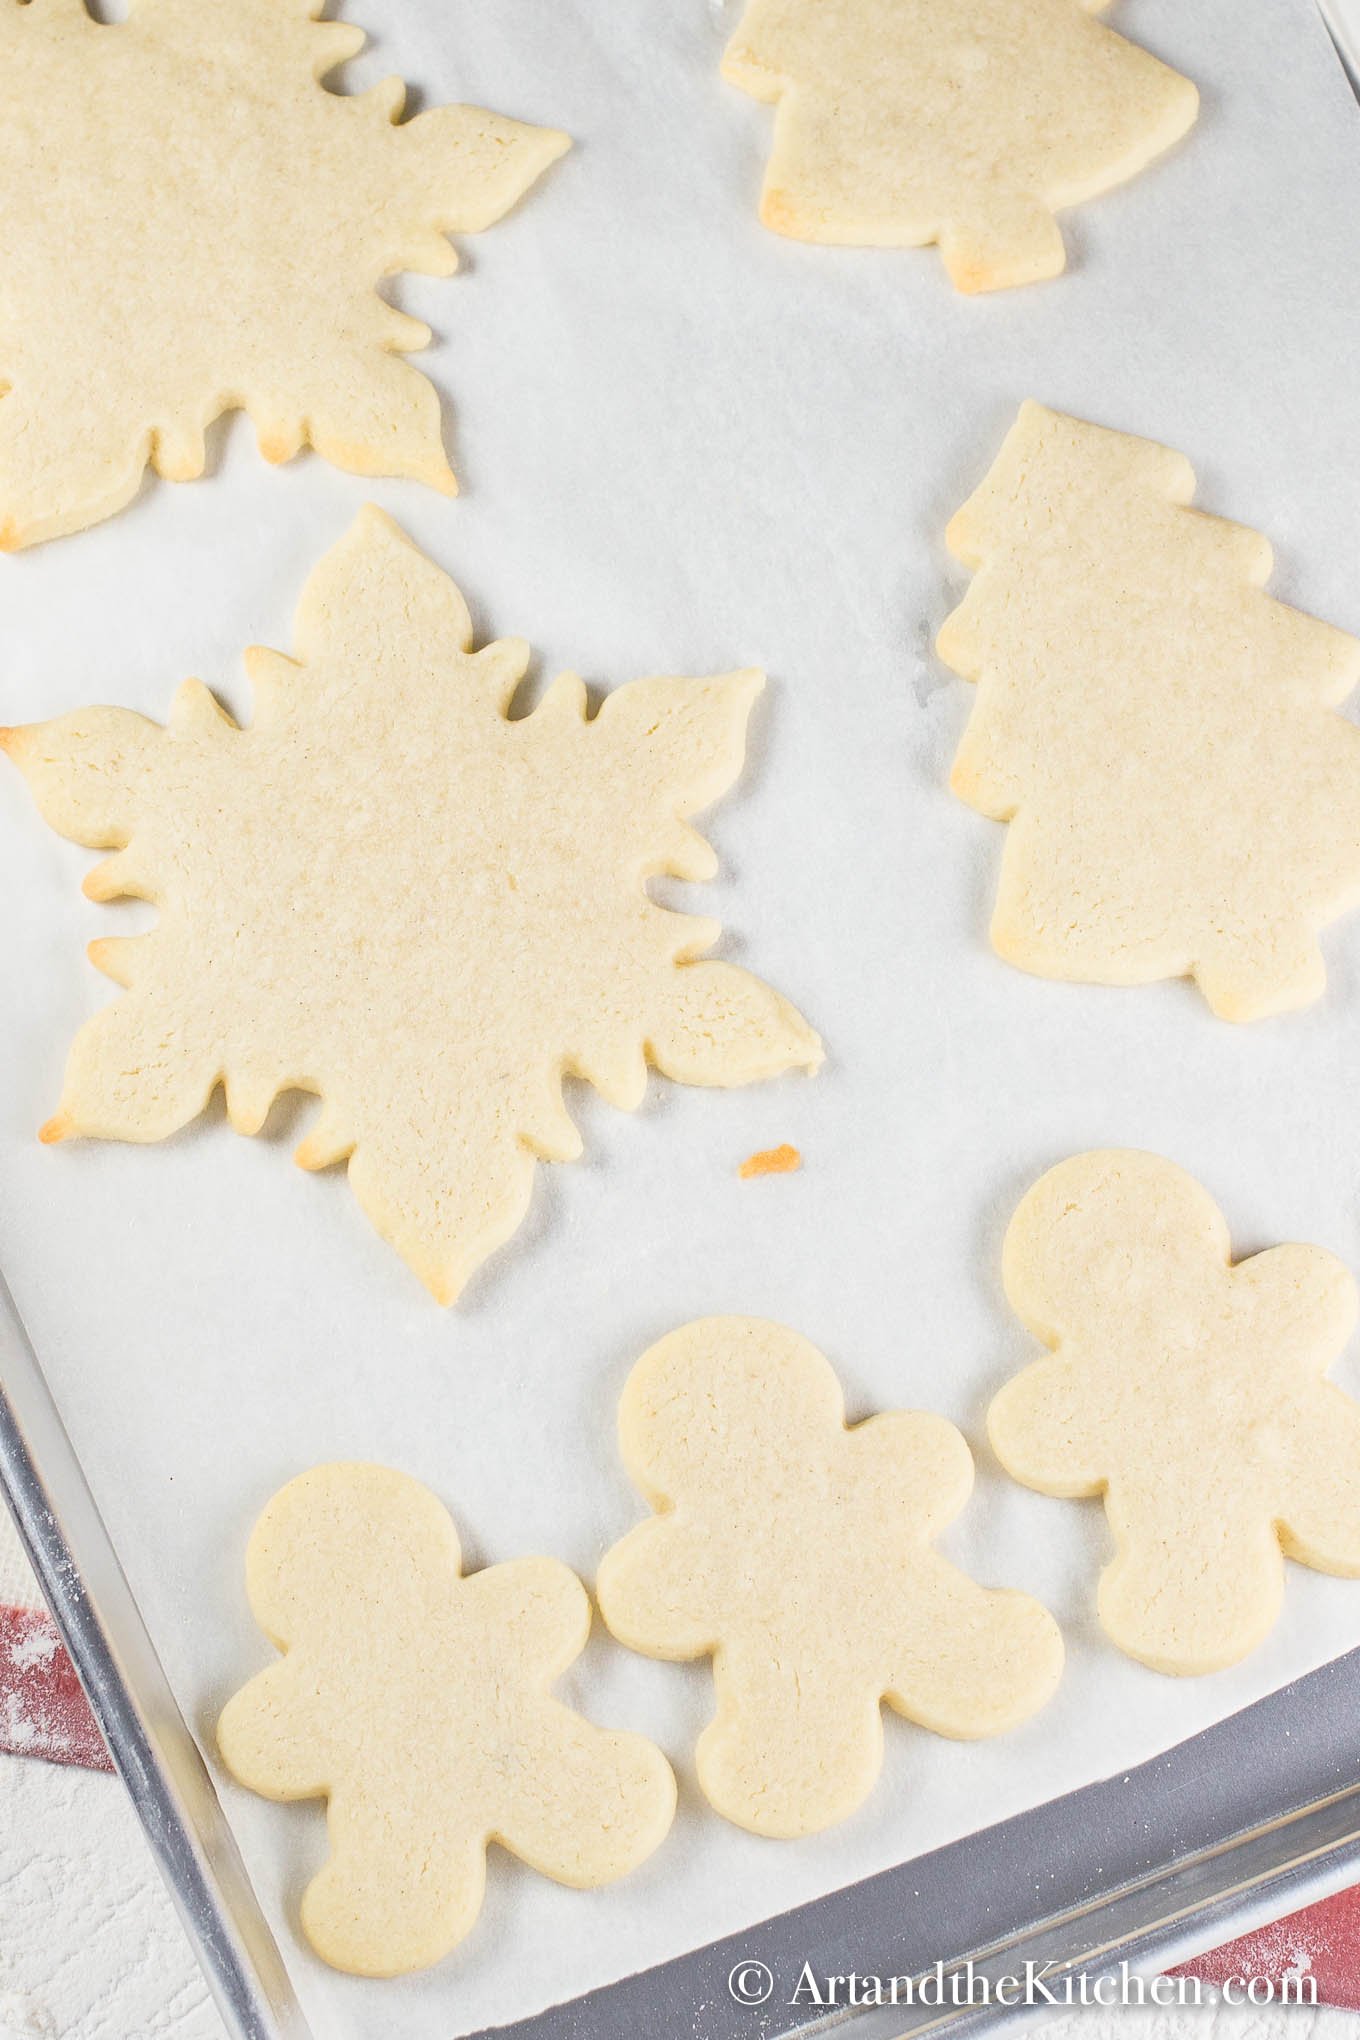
2, 510, 821, 1301
597, 1316, 1063, 1837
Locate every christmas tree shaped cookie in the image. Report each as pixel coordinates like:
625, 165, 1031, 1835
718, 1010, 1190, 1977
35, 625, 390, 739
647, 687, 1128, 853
939, 403, 1360, 1019
218, 1464, 675, 1975
597, 1318, 1062, 1837
1, 509, 821, 1301
990, 1151, 1360, 1675
0, 0, 568, 547
721, 0, 1196, 291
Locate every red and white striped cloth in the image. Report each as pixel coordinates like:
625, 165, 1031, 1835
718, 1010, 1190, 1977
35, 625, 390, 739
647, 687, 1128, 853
1, 1508, 1356, 2009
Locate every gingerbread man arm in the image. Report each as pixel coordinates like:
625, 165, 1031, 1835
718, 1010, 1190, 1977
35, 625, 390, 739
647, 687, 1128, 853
846, 1409, 975, 1529
988, 1352, 1108, 1495
460, 1555, 593, 1681
1233, 1242, 1359, 1370
216, 1656, 333, 1801
596, 1515, 720, 1661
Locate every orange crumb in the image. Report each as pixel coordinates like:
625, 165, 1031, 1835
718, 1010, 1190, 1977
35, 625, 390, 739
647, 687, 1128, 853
738, 1143, 802, 1180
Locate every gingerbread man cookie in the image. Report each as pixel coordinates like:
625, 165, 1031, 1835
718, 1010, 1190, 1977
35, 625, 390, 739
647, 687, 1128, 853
597, 1318, 1062, 1837
990, 1151, 1360, 1675
217, 1464, 675, 1976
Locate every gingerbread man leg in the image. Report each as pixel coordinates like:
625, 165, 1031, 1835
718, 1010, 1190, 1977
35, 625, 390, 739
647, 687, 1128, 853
302, 1797, 488, 1979
701, 1638, 883, 1839
1099, 1489, 1285, 1675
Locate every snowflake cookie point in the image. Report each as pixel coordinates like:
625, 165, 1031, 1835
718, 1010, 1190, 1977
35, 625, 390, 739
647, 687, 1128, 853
939, 404, 1360, 1020
218, 1462, 675, 1975
721, 0, 1195, 289
598, 1317, 1062, 1837
0, 1, 568, 545
990, 1150, 1360, 1675
5, 515, 819, 1300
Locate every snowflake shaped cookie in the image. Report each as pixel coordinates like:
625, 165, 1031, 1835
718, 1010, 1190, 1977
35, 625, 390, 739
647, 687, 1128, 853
217, 1464, 675, 1975
939, 403, 1360, 1020
2, 508, 822, 1300
597, 1318, 1063, 1837
721, 0, 1196, 291
0, 0, 568, 547
990, 1151, 1360, 1675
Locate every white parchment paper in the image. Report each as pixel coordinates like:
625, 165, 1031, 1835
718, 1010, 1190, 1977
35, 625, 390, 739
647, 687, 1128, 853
3, 1, 1360, 2033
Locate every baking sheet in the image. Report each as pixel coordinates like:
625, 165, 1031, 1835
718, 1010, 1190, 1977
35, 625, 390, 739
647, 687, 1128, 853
3, 0, 1360, 2033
